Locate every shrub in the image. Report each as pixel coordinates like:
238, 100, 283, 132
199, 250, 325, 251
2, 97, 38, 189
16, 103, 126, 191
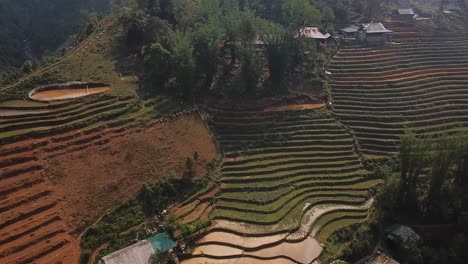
177, 219, 211, 239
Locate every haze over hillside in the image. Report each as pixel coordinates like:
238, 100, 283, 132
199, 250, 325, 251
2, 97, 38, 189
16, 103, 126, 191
0, 0, 111, 75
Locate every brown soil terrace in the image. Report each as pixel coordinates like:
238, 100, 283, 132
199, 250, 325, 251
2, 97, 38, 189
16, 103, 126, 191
0, 113, 218, 264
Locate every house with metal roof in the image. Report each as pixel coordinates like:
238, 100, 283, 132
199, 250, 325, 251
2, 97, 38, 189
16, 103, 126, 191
296, 27, 337, 47
361, 22, 393, 45
100, 232, 176, 264
339, 25, 360, 43
298, 27, 331, 39
397, 8, 417, 21
339, 23, 392, 46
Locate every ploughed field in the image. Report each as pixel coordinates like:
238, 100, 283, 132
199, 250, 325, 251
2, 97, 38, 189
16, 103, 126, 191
182, 106, 380, 264
0, 95, 185, 264
328, 23, 468, 158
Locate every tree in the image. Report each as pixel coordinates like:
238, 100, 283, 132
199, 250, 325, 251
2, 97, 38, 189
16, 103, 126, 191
378, 168, 401, 219
185, 156, 196, 177
196, 0, 222, 22
75, 11, 101, 43
221, 0, 241, 64
426, 135, 457, 216
144, 42, 172, 92
121, 10, 149, 51
321, 6, 335, 32
398, 130, 431, 213
170, 31, 195, 99
193, 16, 225, 90
282, 0, 321, 33
173, 0, 198, 33
236, 11, 260, 95
259, 20, 292, 92
137, 0, 159, 16
21, 60, 34, 74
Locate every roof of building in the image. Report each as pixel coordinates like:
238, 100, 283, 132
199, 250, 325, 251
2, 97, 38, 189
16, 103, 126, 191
101, 240, 154, 264
298, 27, 330, 39
398, 8, 415, 15
147, 232, 176, 253
387, 225, 420, 242
362, 23, 393, 34
100, 232, 176, 264
340, 25, 360, 33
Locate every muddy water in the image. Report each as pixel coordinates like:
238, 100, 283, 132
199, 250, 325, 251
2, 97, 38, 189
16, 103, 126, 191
31, 87, 111, 101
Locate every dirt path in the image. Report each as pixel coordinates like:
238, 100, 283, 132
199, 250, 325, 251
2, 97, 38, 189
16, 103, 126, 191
264, 103, 325, 112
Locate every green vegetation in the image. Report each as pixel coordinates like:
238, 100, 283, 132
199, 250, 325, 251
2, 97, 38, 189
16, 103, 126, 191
209, 108, 378, 234
321, 131, 468, 263
80, 174, 210, 262
319, 215, 379, 263
177, 219, 211, 239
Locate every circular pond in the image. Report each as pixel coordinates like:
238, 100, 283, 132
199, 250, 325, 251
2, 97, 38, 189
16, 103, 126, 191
29, 82, 111, 102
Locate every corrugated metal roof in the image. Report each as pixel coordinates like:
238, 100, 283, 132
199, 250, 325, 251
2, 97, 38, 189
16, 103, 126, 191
101, 232, 176, 264
362, 23, 392, 34
388, 224, 420, 242
298, 27, 330, 39
398, 9, 415, 15
340, 25, 360, 33
101, 240, 155, 264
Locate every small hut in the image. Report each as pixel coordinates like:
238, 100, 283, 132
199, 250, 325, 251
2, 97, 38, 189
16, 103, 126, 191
361, 23, 393, 45
339, 25, 360, 44
397, 9, 417, 21
297, 27, 336, 46
339, 23, 392, 46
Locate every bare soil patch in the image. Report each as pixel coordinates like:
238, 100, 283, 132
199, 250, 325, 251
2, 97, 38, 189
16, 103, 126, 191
0, 113, 218, 264
47, 114, 218, 231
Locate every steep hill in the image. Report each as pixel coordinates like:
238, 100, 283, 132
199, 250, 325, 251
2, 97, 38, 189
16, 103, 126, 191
0, 0, 111, 75
328, 22, 468, 159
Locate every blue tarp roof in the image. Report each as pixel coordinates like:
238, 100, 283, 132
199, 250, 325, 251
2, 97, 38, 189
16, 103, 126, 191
146, 232, 176, 253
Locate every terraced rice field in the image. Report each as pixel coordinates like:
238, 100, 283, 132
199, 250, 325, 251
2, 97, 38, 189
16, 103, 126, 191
328, 23, 468, 158
0, 95, 182, 264
182, 106, 380, 263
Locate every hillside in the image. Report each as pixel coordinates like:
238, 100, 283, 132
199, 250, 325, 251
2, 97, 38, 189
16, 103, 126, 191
1, 0, 468, 264
329, 22, 468, 159
0, 10, 219, 263
0, 0, 111, 76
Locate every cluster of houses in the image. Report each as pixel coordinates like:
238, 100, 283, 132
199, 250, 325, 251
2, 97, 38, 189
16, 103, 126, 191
296, 22, 394, 47
296, 8, 421, 47
339, 22, 393, 46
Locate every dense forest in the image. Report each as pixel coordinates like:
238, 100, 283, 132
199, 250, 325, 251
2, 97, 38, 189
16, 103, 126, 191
115, 0, 363, 100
